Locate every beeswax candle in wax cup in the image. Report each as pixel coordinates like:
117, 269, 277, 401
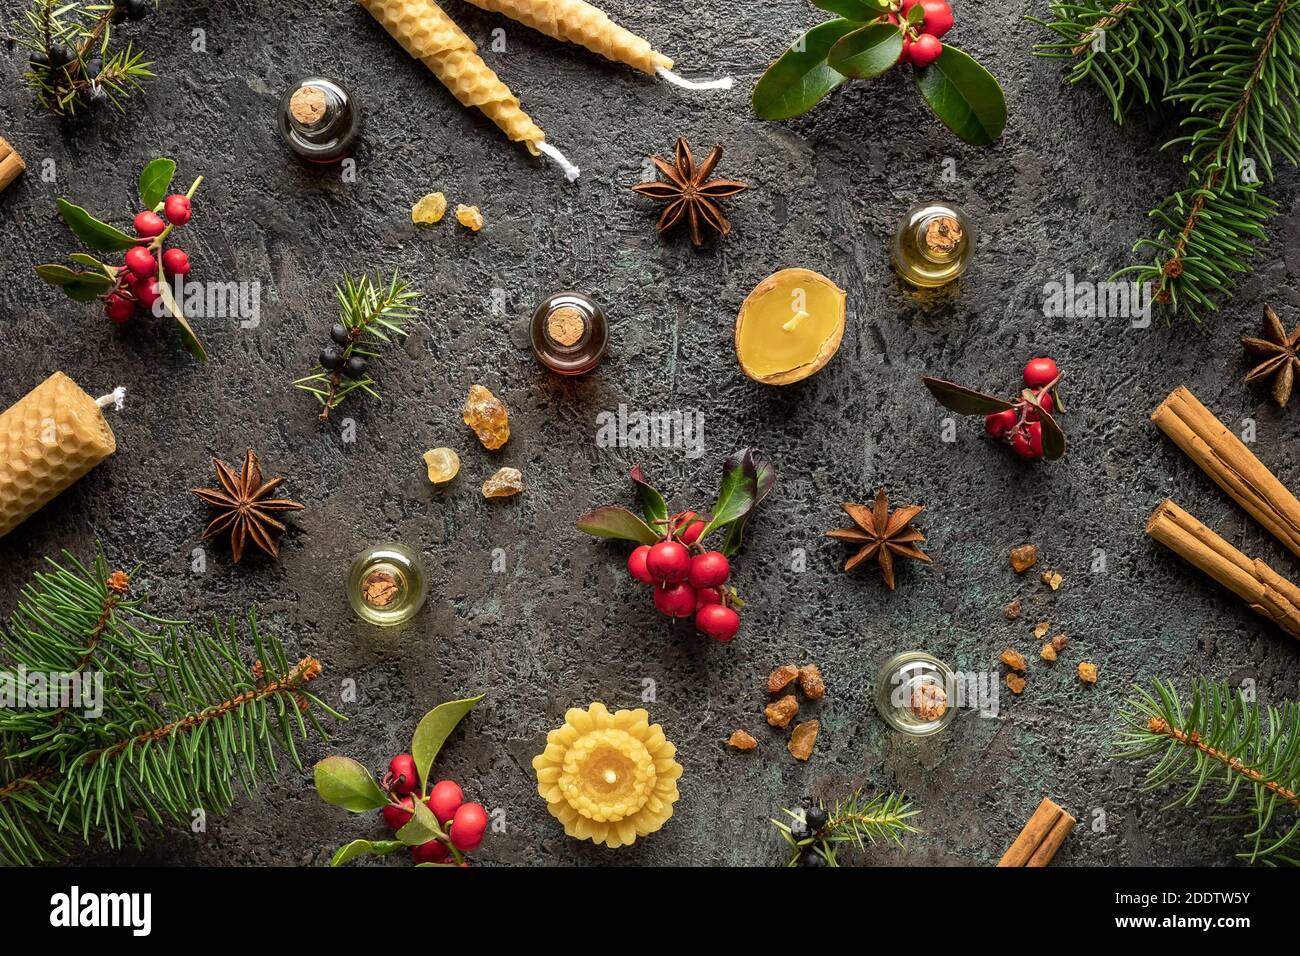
0, 373, 123, 540
735, 268, 846, 385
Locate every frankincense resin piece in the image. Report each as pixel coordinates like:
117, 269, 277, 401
463, 384, 510, 449
482, 467, 522, 498
455, 204, 484, 231
412, 192, 447, 224
0, 373, 118, 540
423, 447, 460, 484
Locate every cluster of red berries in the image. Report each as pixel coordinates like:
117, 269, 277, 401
103, 193, 194, 324
626, 512, 741, 642
380, 753, 488, 865
888, 0, 954, 69
984, 358, 1061, 460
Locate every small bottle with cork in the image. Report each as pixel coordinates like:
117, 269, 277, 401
891, 201, 974, 288
346, 543, 427, 626
279, 77, 362, 164
874, 650, 957, 736
530, 291, 608, 375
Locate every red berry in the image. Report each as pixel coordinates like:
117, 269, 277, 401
688, 551, 730, 589
653, 581, 697, 618
627, 545, 655, 584
908, 33, 943, 67
124, 246, 156, 279
163, 193, 192, 225
133, 210, 166, 238
412, 839, 450, 864
427, 779, 463, 823
985, 408, 1017, 438
695, 604, 740, 642
695, 586, 721, 609
1023, 357, 1059, 389
646, 540, 690, 583
161, 248, 190, 277
104, 293, 135, 323
385, 753, 419, 795
133, 275, 162, 310
450, 802, 488, 851
898, 34, 913, 63
1025, 392, 1054, 421
1011, 422, 1044, 460
901, 0, 922, 12
382, 795, 415, 831
674, 512, 707, 546
919, 0, 954, 38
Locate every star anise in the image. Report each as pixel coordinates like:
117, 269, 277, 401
192, 449, 304, 562
1242, 304, 1300, 407
630, 137, 748, 248
827, 490, 931, 590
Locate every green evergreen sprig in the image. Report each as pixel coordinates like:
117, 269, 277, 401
770, 790, 919, 866
12, 0, 157, 118
1032, 0, 1300, 319
293, 271, 421, 421
0, 548, 341, 865
1116, 678, 1300, 866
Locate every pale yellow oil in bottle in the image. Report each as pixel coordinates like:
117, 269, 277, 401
891, 202, 974, 289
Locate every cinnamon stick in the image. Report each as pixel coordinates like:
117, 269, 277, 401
1146, 499, 1300, 639
1152, 386, 1300, 557
998, 798, 1075, 867
0, 137, 24, 193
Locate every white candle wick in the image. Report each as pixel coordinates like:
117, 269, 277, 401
657, 67, 734, 91
95, 387, 126, 412
536, 141, 580, 182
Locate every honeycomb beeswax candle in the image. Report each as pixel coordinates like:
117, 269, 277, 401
0, 373, 121, 540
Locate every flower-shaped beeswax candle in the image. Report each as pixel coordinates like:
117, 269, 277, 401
533, 702, 682, 848
0, 373, 119, 540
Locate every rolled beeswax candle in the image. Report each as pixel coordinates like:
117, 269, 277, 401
358, 0, 546, 154
459, 0, 672, 75
0, 373, 118, 540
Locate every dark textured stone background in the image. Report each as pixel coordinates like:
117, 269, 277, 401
1, 0, 1298, 867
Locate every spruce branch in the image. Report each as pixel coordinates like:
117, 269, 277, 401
1117, 678, 1300, 865
293, 270, 421, 421
0, 548, 341, 866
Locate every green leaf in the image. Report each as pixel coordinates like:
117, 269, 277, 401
396, 796, 442, 846
1039, 407, 1067, 461
812, 0, 887, 20
138, 157, 176, 210
905, 2, 925, 25
701, 449, 758, 538
55, 198, 137, 252
828, 22, 904, 79
156, 273, 209, 362
914, 45, 1007, 147
753, 18, 861, 120
329, 838, 403, 867
629, 465, 668, 527
411, 694, 483, 793
722, 457, 776, 557
69, 252, 111, 273
313, 755, 388, 812
921, 376, 1014, 415
34, 264, 114, 302
575, 506, 659, 545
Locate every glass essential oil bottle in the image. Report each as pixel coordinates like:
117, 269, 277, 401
530, 291, 608, 375
347, 543, 428, 626
279, 77, 362, 164
874, 651, 957, 736
891, 202, 973, 288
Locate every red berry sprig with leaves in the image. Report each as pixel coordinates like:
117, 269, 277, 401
314, 695, 487, 867
923, 359, 1067, 462
35, 157, 206, 361
753, 0, 1006, 147
577, 449, 775, 643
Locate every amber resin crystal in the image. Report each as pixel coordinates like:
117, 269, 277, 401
532, 702, 682, 848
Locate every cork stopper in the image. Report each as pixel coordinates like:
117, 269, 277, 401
909, 683, 948, 722
290, 85, 328, 127
361, 569, 399, 607
923, 215, 963, 257
546, 306, 586, 347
